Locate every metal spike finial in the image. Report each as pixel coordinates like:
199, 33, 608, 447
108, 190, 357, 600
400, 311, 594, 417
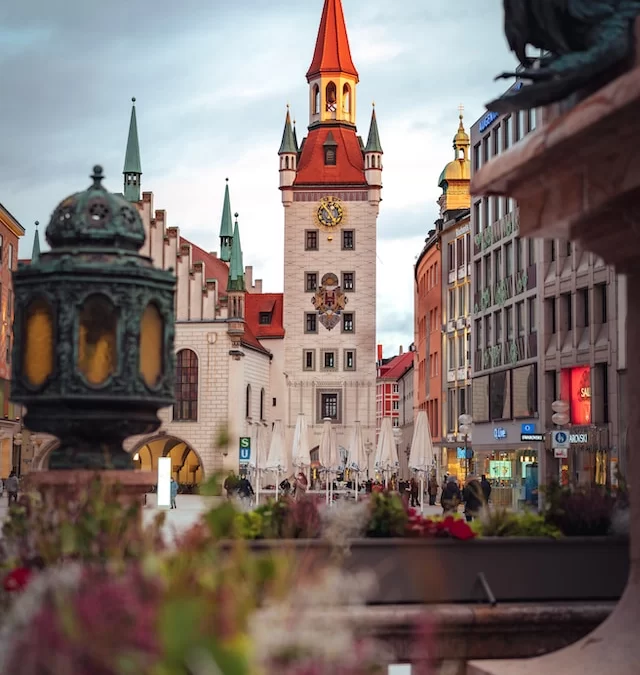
225, 177, 229, 182
90, 165, 105, 187
132, 96, 136, 103
234, 212, 239, 220
458, 103, 464, 119
35, 220, 39, 229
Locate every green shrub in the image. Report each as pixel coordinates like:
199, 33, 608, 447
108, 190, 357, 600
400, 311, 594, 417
543, 483, 614, 536
365, 492, 408, 538
473, 508, 561, 538
234, 510, 265, 540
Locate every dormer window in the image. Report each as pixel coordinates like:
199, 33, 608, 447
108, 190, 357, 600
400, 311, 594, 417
325, 148, 336, 165
259, 312, 272, 325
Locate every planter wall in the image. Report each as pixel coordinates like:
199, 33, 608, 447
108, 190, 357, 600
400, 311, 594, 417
246, 537, 629, 605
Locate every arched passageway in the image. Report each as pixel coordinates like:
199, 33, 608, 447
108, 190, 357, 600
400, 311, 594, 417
132, 436, 204, 485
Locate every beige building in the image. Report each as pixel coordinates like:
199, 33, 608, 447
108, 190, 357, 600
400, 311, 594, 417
278, 0, 382, 470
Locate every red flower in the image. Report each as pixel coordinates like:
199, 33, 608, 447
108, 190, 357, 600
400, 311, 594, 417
4, 567, 32, 592
446, 519, 476, 541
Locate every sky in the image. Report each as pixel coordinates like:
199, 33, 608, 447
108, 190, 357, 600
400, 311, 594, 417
0, 0, 517, 355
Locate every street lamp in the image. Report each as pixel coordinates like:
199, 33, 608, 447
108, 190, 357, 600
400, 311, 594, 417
10, 166, 176, 471
459, 413, 473, 475
364, 440, 373, 479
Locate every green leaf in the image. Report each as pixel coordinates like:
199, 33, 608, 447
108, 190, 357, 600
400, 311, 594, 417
158, 598, 204, 663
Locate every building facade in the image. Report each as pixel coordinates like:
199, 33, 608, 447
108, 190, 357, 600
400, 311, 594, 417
414, 230, 442, 451
279, 0, 382, 471
437, 115, 472, 478
469, 89, 542, 508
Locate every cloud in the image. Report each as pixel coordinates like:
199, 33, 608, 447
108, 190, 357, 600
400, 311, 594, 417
2, 0, 516, 352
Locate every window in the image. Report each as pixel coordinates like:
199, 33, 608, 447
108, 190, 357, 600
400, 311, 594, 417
392, 417, 400, 427
245, 384, 252, 418
474, 261, 482, 294
595, 284, 607, 323
448, 337, 455, 370
484, 254, 492, 287
259, 312, 272, 325
0, 234, 3, 262
325, 81, 337, 112
494, 310, 502, 344
324, 147, 336, 165
321, 393, 338, 420
323, 350, 336, 370
305, 313, 317, 333
342, 312, 354, 332
448, 242, 455, 273
392, 400, 399, 411
505, 241, 513, 278
305, 272, 318, 292
342, 272, 355, 291
344, 349, 356, 371
493, 125, 501, 156
563, 293, 572, 330
448, 289, 456, 320
483, 136, 490, 164
466, 233, 471, 264
8, 244, 14, 271
313, 85, 320, 114
483, 199, 490, 230
342, 83, 351, 114
458, 334, 465, 368
457, 237, 464, 269
580, 288, 589, 326
546, 298, 557, 333
550, 240, 557, 262
475, 319, 482, 349
516, 301, 525, 336
260, 388, 265, 420
527, 297, 536, 332
459, 386, 468, 416
473, 201, 481, 235
305, 230, 318, 251
503, 115, 511, 150
393, 383, 399, 393
493, 248, 502, 285
485, 314, 492, 346
473, 144, 481, 172
303, 349, 315, 371
528, 239, 535, 267
342, 230, 354, 250
506, 306, 513, 339
458, 285, 466, 317
174, 349, 198, 421
447, 391, 456, 431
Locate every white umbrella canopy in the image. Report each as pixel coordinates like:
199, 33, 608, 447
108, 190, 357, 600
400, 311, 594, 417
256, 424, 270, 469
375, 417, 399, 474
265, 420, 288, 476
329, 427, 340, 472
318, 418, 333, 470
347, 421, 366, 472
409, 410, 435, 473
292, 413, 311, 469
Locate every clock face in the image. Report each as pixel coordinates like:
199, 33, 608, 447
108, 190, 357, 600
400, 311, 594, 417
316, 196, 344, 229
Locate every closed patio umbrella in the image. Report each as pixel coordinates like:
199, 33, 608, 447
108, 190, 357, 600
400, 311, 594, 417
318, 418, 333, 504
375, 417, 399, 487
347, 420, 366, 500
265, 420, 287, 499
408, 410, 435, 512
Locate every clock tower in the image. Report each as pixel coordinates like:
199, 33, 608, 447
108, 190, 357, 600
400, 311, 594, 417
279, 0, 382, 465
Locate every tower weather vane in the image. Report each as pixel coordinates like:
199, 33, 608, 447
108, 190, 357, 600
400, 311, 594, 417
487, 0, 640, 114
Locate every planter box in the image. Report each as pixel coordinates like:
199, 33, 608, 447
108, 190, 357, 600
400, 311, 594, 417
245, 537, 629, 605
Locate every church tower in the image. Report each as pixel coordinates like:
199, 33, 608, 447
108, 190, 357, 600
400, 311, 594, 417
123, 97, 142, 203
280, 0, 382, 461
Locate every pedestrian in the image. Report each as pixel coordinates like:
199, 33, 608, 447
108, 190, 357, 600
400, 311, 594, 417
441, 475, 461, 514
293, 472, 308, 501
480, 474, 492, 504
428, 472, 439, 506
409, 477, 419, 507
462, 475, 484, 522
238, 474, 255, 507
5, 470, 19, 507
223, 471, 238, 500
170, 477, 178, 509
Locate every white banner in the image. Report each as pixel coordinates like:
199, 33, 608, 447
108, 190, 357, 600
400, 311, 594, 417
157, 456, 171, 508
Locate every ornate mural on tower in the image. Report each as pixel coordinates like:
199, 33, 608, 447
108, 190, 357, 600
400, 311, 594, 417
311, 272, 348, 330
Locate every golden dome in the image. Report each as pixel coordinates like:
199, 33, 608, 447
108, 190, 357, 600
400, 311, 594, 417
438, 112, 470, 188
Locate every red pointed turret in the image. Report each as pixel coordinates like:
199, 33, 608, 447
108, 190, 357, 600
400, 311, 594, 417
306, 0, 359, 82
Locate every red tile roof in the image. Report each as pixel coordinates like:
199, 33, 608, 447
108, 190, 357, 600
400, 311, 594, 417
245, 293, 285, 339
294, 126, 366, 185
379, 352, 414, 381
307, 0, 359, 81
180, 236, 229, 291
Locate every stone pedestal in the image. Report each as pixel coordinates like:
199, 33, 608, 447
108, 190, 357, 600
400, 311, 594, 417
27, 470, 155, 507
467, 21, 640, 675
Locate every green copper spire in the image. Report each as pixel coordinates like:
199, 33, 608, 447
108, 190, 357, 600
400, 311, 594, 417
123, 97, 142, 202
31, 221, 41, 263
365, 104, 383, 153
227, 213, 245, 292
293, 118, 299, 153
278, 106, 297, 155
219, 178, 233, 262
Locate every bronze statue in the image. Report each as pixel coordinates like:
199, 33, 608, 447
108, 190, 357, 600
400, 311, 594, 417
488, 0, 640, 114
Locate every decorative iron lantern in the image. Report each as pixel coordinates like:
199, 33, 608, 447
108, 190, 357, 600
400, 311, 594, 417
11, 166, 175, 470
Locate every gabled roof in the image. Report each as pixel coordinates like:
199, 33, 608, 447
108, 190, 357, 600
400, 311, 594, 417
180, 236, 229, 290
245, 293, 285, 339
294, 125, 366, 185
307, 0, 359, 82
379, 352, 414, 381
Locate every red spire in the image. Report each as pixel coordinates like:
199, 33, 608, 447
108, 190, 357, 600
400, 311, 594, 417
306, 0, 359, 83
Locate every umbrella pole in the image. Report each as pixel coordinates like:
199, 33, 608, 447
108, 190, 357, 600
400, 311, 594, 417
420, 475, 424, 514
325, 471, 329, 505
256, 469, 260, 506
275, 470, 279, 500
355, 472, 359, 501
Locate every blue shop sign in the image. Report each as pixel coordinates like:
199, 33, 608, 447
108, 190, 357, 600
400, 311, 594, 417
457, 447, 474, 460
479, 111, 499, 132
521, 423, 536, 434
493, 427, 507, 440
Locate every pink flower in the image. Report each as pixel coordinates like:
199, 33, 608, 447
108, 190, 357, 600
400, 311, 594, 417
3, 567, 32, 592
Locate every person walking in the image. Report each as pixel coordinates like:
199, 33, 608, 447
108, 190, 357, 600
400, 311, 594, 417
441, 475, 461, 514
238, 475, 255, 507
480, 474, 492, 504
5, 471, 19, 507
293, 472, 308, 501
170, 478, 178, 509
223, 471, 238, 500
462, 475, 484, 522
409, 478, 420, 507
428, 473, 439, 506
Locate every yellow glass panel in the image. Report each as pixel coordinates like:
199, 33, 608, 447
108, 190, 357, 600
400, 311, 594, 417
139, 303, 163, 388
24, 298, 54, 387
77, 295, 117, 386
